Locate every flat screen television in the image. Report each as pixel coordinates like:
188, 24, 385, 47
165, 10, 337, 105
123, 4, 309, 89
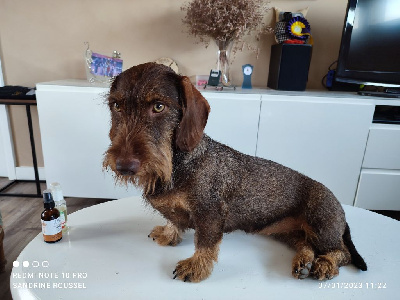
335, 0, 400, 96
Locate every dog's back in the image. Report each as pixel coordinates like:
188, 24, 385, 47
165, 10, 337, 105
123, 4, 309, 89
174, 135, 314, 230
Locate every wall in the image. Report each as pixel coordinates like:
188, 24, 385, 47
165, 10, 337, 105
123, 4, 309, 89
0, 114, 7, 176
0, 0, 348, 169
0, 55, 6, 176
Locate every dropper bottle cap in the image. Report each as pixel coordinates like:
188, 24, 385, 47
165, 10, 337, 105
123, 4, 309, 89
43, 189, 55, 209
49, 182, 64, 202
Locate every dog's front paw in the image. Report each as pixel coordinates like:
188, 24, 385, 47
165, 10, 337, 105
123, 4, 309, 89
173, 254, 214, 283
312, 256, 339, 280
148, 223, 182, 246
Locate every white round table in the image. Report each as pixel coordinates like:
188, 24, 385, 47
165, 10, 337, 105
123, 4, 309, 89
10, 196, 400, 300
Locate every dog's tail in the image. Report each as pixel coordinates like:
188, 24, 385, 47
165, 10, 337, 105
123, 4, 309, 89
343, 223, 367, 271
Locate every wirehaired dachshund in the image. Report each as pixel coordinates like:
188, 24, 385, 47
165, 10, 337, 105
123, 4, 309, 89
103, 62, 367, 282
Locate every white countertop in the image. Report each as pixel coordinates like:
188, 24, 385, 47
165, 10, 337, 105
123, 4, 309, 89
36, 79, 400, 106
10, 196, 400, 300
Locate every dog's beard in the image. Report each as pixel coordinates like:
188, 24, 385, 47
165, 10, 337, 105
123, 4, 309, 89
103, 139, 173, 195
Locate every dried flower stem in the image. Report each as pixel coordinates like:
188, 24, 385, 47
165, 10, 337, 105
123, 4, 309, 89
181, 0, 273, 54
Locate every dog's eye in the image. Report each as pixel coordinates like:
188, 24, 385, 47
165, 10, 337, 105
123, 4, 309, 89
113, 102, 121, 112
153, 103, 165, 113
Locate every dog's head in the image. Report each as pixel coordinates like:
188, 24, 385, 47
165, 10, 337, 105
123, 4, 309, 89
103, 62, 210, 193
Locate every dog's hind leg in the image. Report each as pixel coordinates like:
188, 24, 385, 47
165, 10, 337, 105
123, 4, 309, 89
304, 183, 352, 280
301, 222, 352, 281
273, 231, 315, 279
312, 247, 351, 280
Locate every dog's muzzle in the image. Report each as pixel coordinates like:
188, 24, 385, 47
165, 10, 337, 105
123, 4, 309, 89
116, 158, 141, 175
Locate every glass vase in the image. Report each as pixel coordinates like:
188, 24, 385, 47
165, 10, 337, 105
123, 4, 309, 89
216, 40, 234, 87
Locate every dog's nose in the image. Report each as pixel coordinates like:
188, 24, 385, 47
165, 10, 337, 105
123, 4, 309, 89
116, 158, 141, 175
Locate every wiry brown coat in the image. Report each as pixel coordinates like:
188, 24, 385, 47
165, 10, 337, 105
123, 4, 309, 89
104, 62, 367, 282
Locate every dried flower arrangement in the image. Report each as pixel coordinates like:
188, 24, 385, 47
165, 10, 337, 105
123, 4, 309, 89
181, 0, 272, 86
181, 0, 273, 53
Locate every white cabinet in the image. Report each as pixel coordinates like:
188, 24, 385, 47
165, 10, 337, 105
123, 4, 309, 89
256, 95, 374, 206
0, 112, 9, 176
36, 81, 140, 199
202, 92, 261, 156
0, 105, 16, 179
362, 124, 400, 170
356, 170, 400, 210
35, 82, 261, 199
37, 81, 395, 208
355, 123, 400, 210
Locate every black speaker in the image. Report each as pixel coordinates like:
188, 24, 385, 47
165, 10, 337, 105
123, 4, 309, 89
267, 44, 312, 91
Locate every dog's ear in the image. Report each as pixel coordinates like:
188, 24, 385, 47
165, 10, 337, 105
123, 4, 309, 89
176, 76, 210, 152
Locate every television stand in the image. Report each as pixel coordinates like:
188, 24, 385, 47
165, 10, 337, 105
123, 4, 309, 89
358, 88, 400, 99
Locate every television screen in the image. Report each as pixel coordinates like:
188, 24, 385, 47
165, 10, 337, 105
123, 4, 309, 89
336, 0, 400, 87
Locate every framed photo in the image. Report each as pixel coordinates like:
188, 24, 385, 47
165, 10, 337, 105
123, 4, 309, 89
84, 42, 123, 85
90, 53, 123, 77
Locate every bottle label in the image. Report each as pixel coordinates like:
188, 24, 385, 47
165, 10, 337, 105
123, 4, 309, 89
55, 204, 67, 229
41, 218, 62, 242
59, 211, 66, 229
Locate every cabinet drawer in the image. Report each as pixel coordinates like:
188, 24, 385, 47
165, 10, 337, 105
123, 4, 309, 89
355, 170, 400, 210
363, 124, 400, 169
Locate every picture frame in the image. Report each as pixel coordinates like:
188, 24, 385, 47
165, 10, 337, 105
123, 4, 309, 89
90, 53, 123, 77
84, 42, 123, 85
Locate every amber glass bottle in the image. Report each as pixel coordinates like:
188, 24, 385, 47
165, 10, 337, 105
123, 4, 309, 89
41, 190, 62, 243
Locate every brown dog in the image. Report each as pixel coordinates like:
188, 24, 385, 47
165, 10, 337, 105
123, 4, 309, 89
103, 62, 367, 282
